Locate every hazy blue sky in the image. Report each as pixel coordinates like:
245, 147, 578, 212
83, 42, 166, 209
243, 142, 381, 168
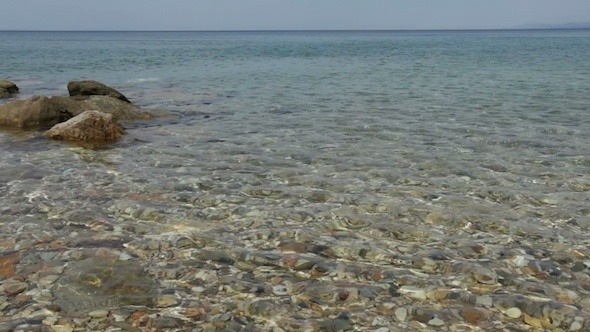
1, 0, 589, 31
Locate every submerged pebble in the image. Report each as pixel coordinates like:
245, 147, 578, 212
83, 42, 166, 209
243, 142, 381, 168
505, 307, 522, 319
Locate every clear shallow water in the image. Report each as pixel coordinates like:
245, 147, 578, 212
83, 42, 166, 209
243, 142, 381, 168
1, 31, 590, 325
2, 30, 589, 225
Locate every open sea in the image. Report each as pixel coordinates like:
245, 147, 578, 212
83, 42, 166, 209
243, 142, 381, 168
1, 30, 590, 330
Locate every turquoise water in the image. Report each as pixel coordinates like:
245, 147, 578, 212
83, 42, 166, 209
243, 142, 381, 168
0, 30, 590, 236
2, 30, 590, 327
1, 30, 590, 255
0, 30, 590, 228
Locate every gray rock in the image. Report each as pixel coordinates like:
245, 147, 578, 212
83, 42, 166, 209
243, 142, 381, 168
44, 111, 123, 143
68, 80, 130, 103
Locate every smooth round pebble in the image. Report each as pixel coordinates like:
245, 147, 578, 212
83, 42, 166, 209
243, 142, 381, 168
88, 309, 109, 318
475, 295, 493, 308
505, 307, 522, 319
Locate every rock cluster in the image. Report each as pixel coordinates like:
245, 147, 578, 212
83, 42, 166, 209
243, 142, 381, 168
0, 80, 157, 146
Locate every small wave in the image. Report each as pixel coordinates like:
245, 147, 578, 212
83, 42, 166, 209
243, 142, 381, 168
127, 78, 160, 84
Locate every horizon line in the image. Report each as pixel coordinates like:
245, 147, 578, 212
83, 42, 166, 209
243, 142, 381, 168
2, 27, 590, 33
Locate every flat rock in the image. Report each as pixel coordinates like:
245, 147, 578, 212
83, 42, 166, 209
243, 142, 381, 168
68, 80, 130, 103
53, 257, 158, 314
428, 317, 445, 326
0, 252, 20, 279
3, 280, 27, 296
44, 111, 123, 142
461, 306, 484, 325
155, 296, 178, 308
398, 286, 427, 301
88, 309, 109, 318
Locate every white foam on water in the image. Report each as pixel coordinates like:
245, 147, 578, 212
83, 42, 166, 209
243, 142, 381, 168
127, 77, 160, 84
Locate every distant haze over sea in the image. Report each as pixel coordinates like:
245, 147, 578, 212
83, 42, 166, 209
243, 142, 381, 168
513, 22, 590, 29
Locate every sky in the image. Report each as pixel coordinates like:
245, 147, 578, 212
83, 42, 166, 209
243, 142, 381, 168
1, 0, 589, 31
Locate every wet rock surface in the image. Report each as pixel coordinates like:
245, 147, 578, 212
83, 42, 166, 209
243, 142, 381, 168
67, 80, 131, 103
0, 94, 157, 131
44, 111, 124, 143
0, 80, 19, 99
0, 96, 74, 129
53, 257, 158, 313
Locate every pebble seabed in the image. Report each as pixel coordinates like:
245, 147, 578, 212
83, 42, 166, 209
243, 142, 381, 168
1, 108, 590, 331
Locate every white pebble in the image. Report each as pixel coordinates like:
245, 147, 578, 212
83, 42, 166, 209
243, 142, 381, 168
51, 325, 74, 332
511, 255, 528, 267
570, 321, 583, 331
398, 286, 427, 301
505, 307, 522, 319
428, 317, 445, 326
394, 307, 407, 322
88, 309, 109, 318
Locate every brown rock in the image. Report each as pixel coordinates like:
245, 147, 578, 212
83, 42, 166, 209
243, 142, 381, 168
0, 80, 19, 98
460, 307, 483, 325
0, 252, 20, 279
44, 111, 123, 142
67, 80, 130, 103
77, 95, 153, 120
0, 96, 75, 129
0, 95, 155, 130
3, 279, 27, 296
278, 242, 308, 253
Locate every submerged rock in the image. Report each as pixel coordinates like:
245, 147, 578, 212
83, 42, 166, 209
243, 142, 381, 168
0, 80, 19, 98
76, 95, 153, 120
44, 111, 123, 142
53, 257, 158, 313
68, 80, 131, 103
